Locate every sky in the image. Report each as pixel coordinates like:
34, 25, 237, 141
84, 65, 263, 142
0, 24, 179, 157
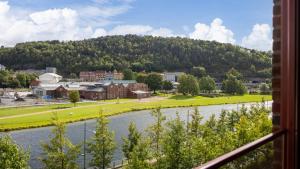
0, 0, 273, 51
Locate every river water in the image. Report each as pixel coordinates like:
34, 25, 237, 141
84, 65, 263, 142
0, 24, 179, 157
2, 102, 271, 169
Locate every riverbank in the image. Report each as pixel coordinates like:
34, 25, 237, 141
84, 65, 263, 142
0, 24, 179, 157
0, 94, 271, 131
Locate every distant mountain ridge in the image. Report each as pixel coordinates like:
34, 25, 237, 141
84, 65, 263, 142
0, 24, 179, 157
0, 35, 271, 79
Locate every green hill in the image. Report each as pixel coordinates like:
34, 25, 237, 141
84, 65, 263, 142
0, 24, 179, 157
0, 35, 271, 79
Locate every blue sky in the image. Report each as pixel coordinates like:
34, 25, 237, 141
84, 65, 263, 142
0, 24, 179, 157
0, 0, 273, 51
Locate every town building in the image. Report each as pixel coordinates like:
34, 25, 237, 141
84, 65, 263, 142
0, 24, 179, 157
39, 73, 63, 84
32, 81, 150, 100
162, 72, 184, 82
79, 70, 124, 81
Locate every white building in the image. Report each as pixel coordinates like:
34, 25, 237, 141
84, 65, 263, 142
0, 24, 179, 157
0, 64, 6, 70
163, 72, 184, 82
39, 73, 62, 84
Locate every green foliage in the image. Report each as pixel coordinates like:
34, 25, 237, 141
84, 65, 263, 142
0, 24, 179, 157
136, 73, 147, 83
259, 83, 270, 94
0, 70, 36, 88
199, 76, 216, 93
123, 69, 135, 80
178, 74, 199, 96
87, 111, 116, 169
122, 122, 142, 159
40, 114, 80, 169
222, 69, 247, 95
145, 73, 163, 93
126, 137, 152, 169
147, 108, 166, 169
190, 66, 206, 78
68, 91, 80, 107
0, 135, 30, 169
162, 81, 173, 91
0, 35, 271, 78
162, 113, 188, 169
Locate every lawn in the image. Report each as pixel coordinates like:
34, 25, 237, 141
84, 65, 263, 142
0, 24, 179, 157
0, 94, 271, 131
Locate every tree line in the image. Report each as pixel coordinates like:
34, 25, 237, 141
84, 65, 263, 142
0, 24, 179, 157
0, 35, 271, 79
0, 103, 272, 169
0, 70, 37, 88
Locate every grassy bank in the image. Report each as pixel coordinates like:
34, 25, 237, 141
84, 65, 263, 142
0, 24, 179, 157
0, 94, 271, 131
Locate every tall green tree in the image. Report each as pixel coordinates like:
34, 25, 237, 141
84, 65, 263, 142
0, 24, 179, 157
162, 80, 173, 91
123, 69, 135, 80
145, 73, 162, 94
259, 83, 270, 94
87, 111, 116, 169
199, 76, 216, 93
222, 74, 247, 95
122, 122, 141, 159
126, 137, 152, 169
190, 66, 206, 78
0, 135, 30, 169
40, 114, 80, 169
178, 74, 199, 96
136, 73, 147, 83
147, 108, 166, 169
162, 113, 188, 169
69, 90, 80, 107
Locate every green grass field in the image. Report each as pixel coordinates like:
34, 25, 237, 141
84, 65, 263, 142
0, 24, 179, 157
0, 94, 271, 131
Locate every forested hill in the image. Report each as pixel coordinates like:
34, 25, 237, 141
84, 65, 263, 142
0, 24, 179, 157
0, 35, 271, 78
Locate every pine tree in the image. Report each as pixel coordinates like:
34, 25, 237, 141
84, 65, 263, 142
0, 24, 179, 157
122, 122, 141, 160
162, 113, 187, 169
126, 137, 152, 169
40, 114, 80, 169
87, 111, 116, 169
147, 108, 166, 169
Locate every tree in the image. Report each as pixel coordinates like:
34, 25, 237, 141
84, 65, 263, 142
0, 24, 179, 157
162, 81, 173, 91
0, 135, 30, 169
122, 122, 142, 159
123, 69, 134, 80
226, 68, 242, 80
88, 111, 116, 169
162, 113, 187, 169
259, 83, 270, 94
199, 76, 216, 93
222, 74, 247, 95
16, 73, 27, 87
178, 74, 199, 96
189, 107, 203, 138
136, 73, 148, 83
145, 73, 162, 93
69, 91, 80, 107
190, 66, 206, 78
147, 108, 166, 169
126, 138, 152, 169
40, 114, 80, 169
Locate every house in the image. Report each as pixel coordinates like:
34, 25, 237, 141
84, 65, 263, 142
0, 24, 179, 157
0, 64, 5, 70
79, 70, 124, 81
39, 73, 62, 84
163, 72, 184, 82
32, 83, 80, 98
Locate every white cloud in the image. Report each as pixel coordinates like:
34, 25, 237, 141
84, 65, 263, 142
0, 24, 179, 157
79, 5, 131, 18
0, 2, 94, 46
241, 24, 272, 51
189, 18, 235, 44
93, 28, 107, 37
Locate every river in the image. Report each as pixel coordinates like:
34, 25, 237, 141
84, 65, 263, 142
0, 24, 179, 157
2, 101, 271, 169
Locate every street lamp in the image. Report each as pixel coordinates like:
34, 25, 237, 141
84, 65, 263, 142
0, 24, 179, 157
82, 121, 96, 169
